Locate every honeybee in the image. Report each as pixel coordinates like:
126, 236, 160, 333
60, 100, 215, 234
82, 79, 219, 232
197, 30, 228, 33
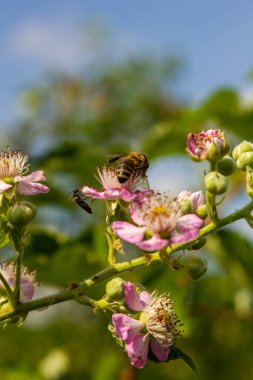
107, 152, 149, 184
72, 189, 92, 214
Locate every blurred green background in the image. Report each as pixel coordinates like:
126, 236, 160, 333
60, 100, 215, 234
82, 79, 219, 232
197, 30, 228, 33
1, 4, 253, 380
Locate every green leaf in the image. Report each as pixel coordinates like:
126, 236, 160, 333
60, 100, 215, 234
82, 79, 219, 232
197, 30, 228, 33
0, 215, 9, 249
169, 345, 199, 377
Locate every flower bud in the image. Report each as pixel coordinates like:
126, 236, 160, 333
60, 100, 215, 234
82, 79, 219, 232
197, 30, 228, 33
204, 171, 228, 195
246, 167, 253, 198
217, 155, 236, 176
6, 201, 37, 226
235, 152, 253, 171
207, 139, 230, 162
232, 141, 253, 160
170, 253, 207, 279
105, 277, 125, 301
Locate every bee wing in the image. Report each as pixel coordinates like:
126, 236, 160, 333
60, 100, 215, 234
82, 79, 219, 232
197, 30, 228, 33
107, 153, 126, 164
133, 175, 150, 191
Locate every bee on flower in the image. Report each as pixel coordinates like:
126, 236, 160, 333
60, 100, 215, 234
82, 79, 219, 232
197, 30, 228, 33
81, 165, 150, 203
112, 191, 204, 252
112, 281, 182, 368
0, 147, 49, 197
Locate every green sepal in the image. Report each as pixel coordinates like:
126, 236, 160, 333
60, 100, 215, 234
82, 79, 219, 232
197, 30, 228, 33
169, 346, 198, 377
149, 345, 198, 376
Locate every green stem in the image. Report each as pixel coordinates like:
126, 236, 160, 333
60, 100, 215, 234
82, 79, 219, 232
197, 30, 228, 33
11, 229, 24, 305
206, 191, 219, 223
0, 200, 253, 323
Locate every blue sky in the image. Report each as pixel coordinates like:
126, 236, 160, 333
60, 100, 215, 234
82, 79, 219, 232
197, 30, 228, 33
1, 0, 253, 124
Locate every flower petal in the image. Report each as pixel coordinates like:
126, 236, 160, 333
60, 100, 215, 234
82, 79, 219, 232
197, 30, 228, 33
176, 214, 204, 231
17, 170, 47, 182
112, 313, 144, 343
136, 235, 168, 252
112, 221, 147, 244
189, 191, 205, 211
171, 214, 203, 244
81, 186, 105, 199
0, 180, 12, 193
150, 339, 170, 362
17, 181, 49, 195
139, 291, 151, 308
20, 278, 35, 302
125, 334, 150, 369
124, 281, 147, 311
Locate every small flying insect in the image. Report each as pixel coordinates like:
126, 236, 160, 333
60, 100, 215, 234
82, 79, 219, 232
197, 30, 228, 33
107, 152, 149, 184
72, 189, 92, 214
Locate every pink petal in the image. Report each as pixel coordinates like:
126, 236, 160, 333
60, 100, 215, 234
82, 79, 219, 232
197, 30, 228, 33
136, 234, 168, 252
139, 291, 151, 307
0, 180, 12, 193
125, 334, 150, 369
112, 313, 144, 343
150, 339, 170, 362
17, 181, 49, 195
112, 221, 147, 244
130, 203, 145, 225
189, 191, 205, 211
17, 170, 47, 182
176, 214, 204, 232
81, 186, 104, 199
20, 278, 35, 302
124, 282, 147, 311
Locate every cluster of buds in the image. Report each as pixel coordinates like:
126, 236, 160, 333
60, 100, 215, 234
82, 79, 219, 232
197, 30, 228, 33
232, 141, 253, 197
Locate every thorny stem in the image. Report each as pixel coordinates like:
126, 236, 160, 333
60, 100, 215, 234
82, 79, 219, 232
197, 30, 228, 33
0, 199, 253, 323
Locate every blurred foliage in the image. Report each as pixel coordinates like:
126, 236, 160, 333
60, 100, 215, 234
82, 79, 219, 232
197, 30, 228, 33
1, 48, 253, 380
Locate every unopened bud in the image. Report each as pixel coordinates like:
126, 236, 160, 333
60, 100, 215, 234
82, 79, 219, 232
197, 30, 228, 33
232, 141, 253, 160
204, 171, 228, 195
246, 167, 253, 197
180, 197, 193, 214
170, 253, 207, 279
217, 155, 236, 176
105, 277, 125, 301
6, 201, 37, 227
236, 152, 253, 171
207, 139, 230, 162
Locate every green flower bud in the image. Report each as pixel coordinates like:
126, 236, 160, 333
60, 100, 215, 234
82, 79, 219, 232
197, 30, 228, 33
185, 255, 208, 279
170, 253, 207, 279
196, 205, 208, 220
180, 197, 193, 214
236, 152, 253, 171
217, 155, 236, 176
204, 171, 228, 195
6, 201, 37, 227
232, 141, 253, 160
207, 139, 230, 162
246, 167, 253, 198
105, 277, 125, 301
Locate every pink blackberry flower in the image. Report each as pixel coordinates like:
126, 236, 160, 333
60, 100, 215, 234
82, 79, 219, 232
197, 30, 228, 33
112, 282, 181, 368
112, 191, 204, 251
187, 129, 228, 161
0, 148, 49, 195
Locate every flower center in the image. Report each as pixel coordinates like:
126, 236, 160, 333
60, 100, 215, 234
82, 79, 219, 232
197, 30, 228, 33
0, 148, 29, 180
143, 291, 182, 346
132, 192, 183, 233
